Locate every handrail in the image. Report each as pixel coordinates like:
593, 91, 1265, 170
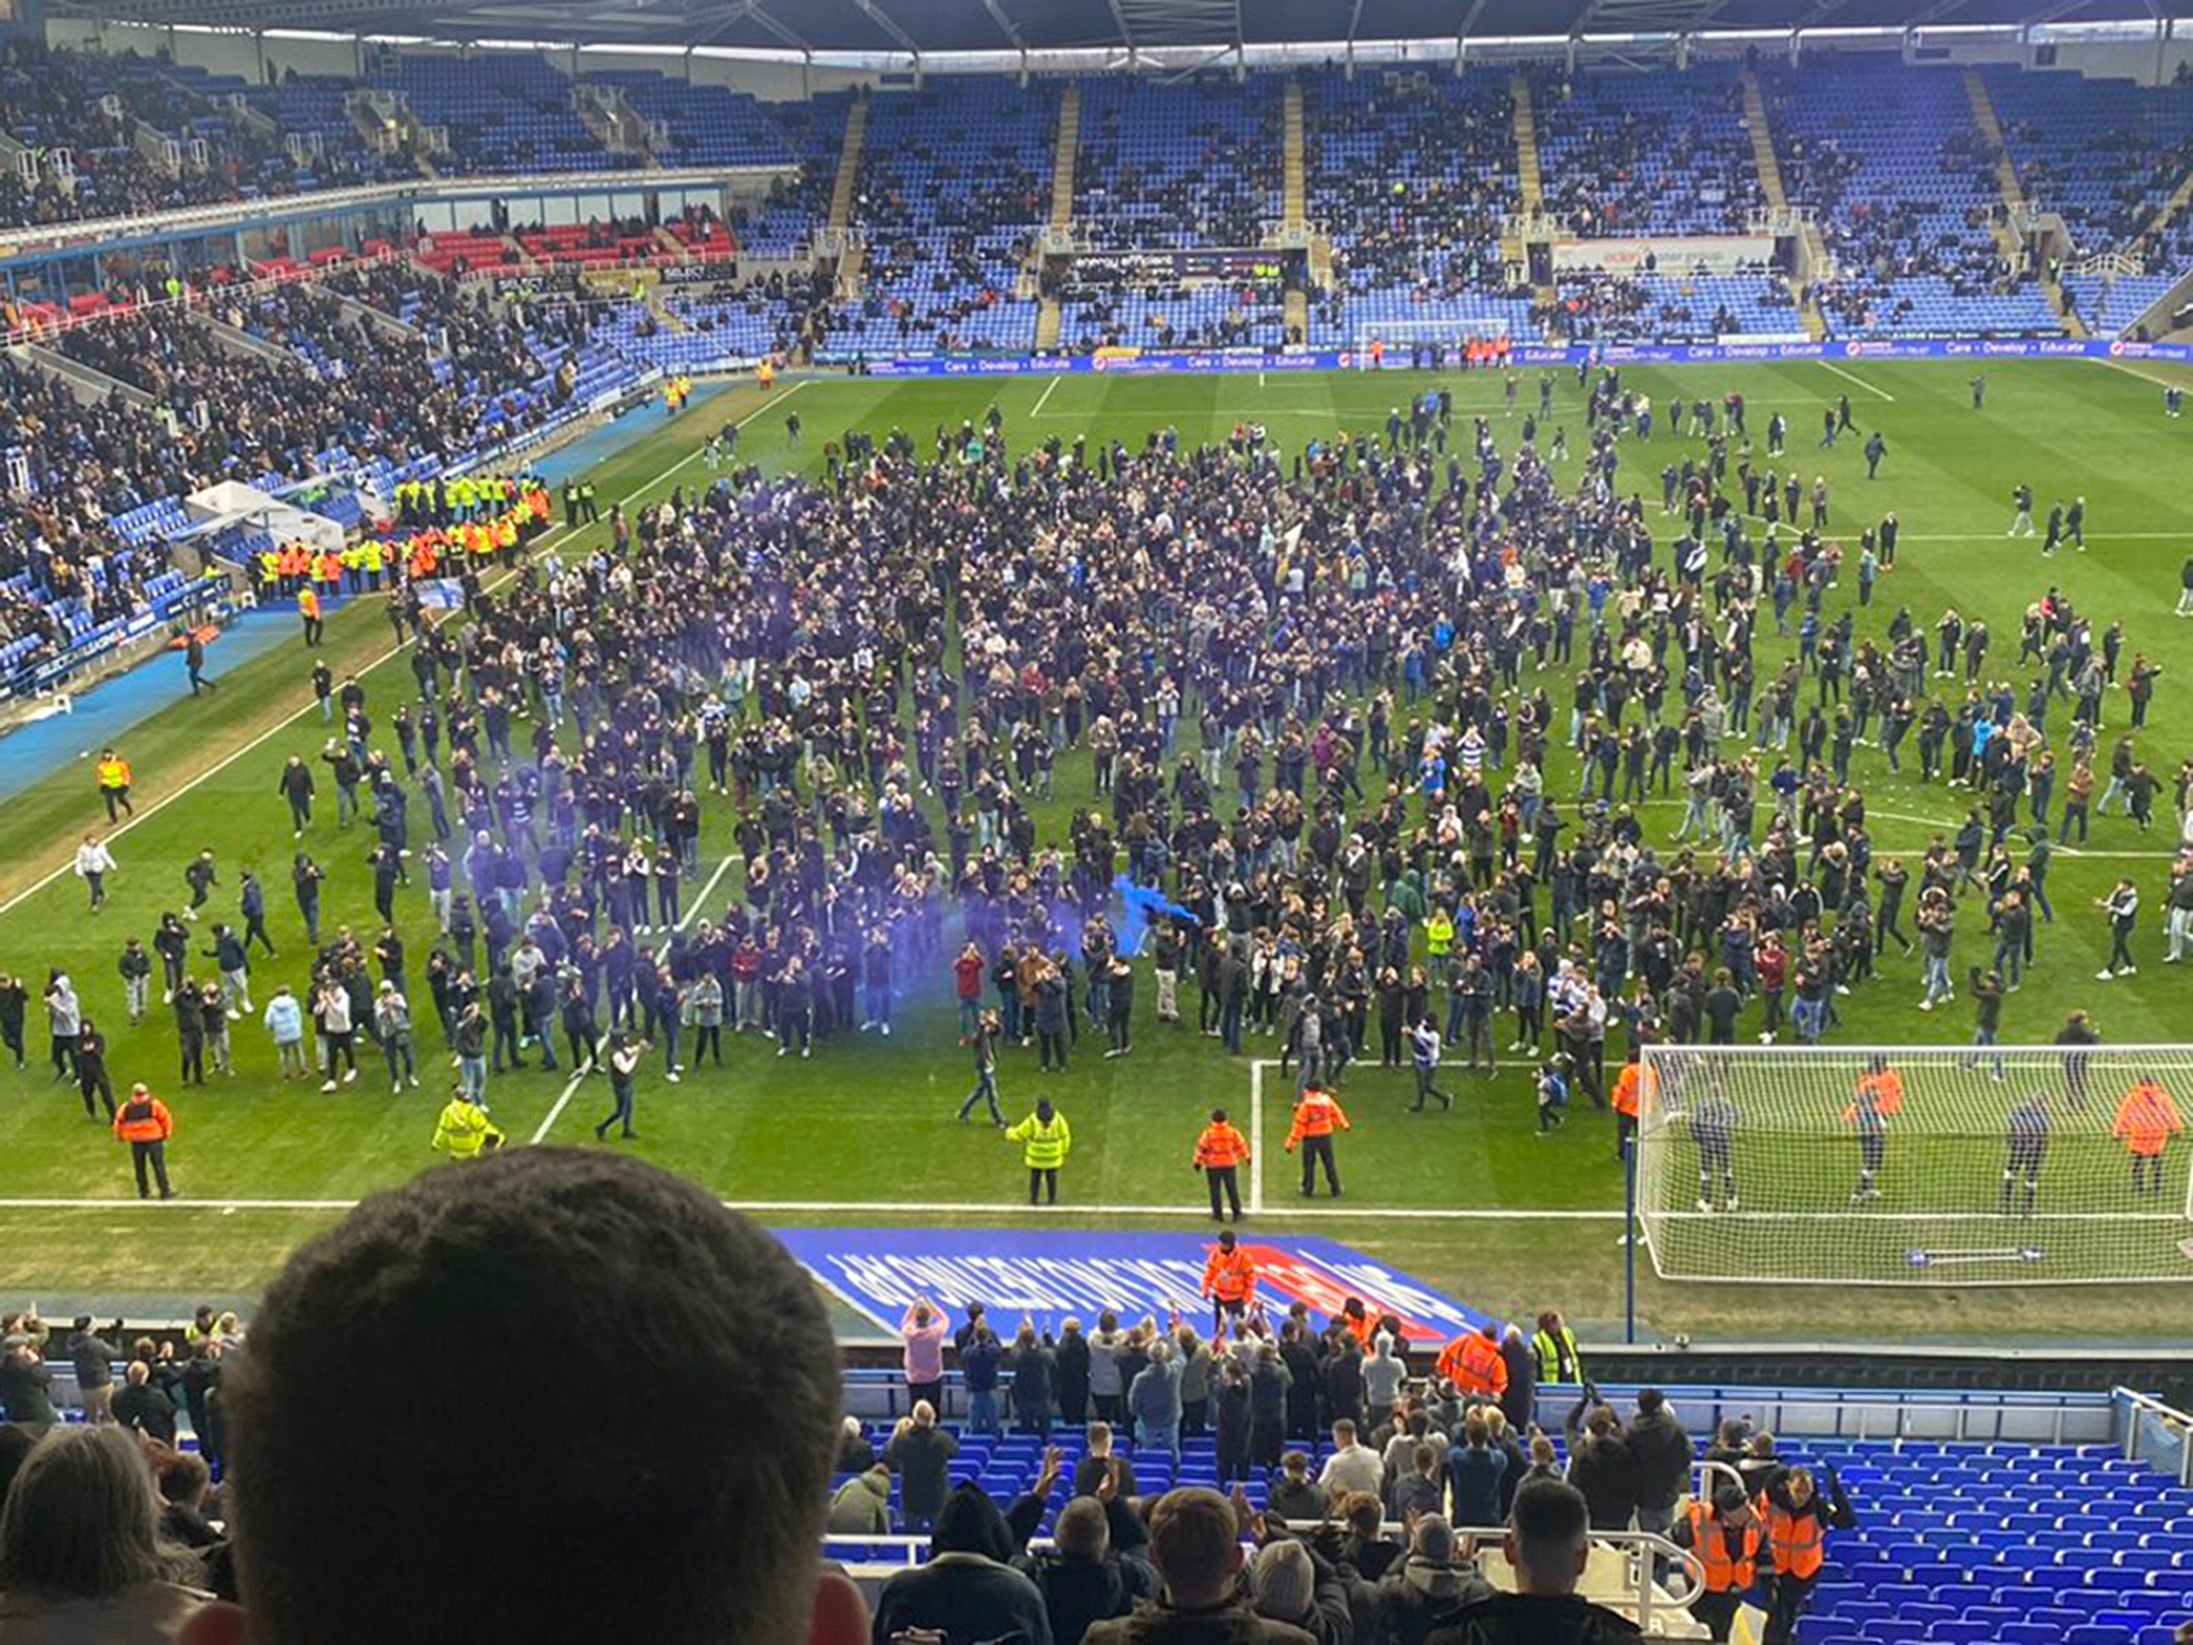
2112, 1386, 2193, 1487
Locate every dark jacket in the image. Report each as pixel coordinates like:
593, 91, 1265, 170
884, 1424, 960, 1525
1083, 1600, 1317, 1645
112, 1381, 179, 1443
0, 1354, 57, 1425
1496, 1338, 1536, 1434
873, 1484, 1053, 1645
1624, 1408, 1694, 1511
1425, 1593, 1643, 1645
1013, 1550, 1158, 1645
69, 1329, 119, 1391
1374, 1557, 1495, 1645
1564, 1432, 1641, 1532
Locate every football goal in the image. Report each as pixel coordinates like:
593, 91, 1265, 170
1633, 1044, 2193, 1287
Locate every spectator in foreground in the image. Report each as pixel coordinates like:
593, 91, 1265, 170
173, 1149, 866, 1645
1014, 1495, 1156, 1645
1083, 1486, 1316, 1644
871, 1481, 1053, 1645
1425, 1478, 1642, 1645
1373, 1515, 1490, 1645
0, 1423, 211, 1641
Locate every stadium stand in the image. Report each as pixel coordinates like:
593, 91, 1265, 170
1534, 64, 1766, 238
1072, 73, 1281, 251
1764, 59, 2063, 338
373, 53, 628, 175
1304, 66, 1537, 350
833, 81, 1050, 356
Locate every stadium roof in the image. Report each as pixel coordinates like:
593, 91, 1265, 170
55, 0, 2189, 54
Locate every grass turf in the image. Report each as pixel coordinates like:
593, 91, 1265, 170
4, 357, 2193, 1346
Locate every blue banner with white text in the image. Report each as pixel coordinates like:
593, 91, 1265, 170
774, 1227, 1490, 1346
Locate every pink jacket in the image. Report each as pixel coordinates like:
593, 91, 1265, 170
901, 1309, 948, 1384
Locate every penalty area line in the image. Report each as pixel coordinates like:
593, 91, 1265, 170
528, 853, 741, 1146
1818, 360, 1895, 403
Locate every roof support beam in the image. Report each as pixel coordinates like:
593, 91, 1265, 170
980, 0, 1025, 52
1105, 0, 1136, 59
851, 0, 919, 62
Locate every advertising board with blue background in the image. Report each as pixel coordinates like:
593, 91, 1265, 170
773, 1227, 1490, 1346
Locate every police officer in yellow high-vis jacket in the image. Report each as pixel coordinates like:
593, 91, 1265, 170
1007, 1098, 1071, 1205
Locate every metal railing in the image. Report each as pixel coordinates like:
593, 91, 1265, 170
822, 1523, 1707, 1633
2114, 1386, 2193, 1487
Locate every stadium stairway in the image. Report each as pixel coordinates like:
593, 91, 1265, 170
1741, 65, 1828, 342
1965, 67, 2087, 339
828, 97, 870, 300
1035, 82, 1081, 350
1511, 72, 1545, 216
1282, 75, 1309, 341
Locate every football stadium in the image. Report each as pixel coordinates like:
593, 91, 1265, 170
0, 0, 2189, 1637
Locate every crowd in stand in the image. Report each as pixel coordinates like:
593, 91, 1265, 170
1535, 72, 1765, 239
1308, 72, 1522, 339
1543, 268, 1798, 343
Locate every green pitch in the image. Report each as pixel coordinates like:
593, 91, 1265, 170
3, 356, 2191, 1345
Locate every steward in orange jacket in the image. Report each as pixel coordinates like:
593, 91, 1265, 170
1436, 1322, 1509, 1399
1284, 1086, 1349, 1198
1201, 1228, 1256, 1336
113, 1083, 173, 1200
2114, 1077, 2184, 1198
1192, 1107, 1250, 1223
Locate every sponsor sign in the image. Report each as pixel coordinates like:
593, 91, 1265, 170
773, 1227, 1489, 1346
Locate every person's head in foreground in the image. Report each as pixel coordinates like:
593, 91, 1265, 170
178, 1148, 865, 1645
1506, 1477, 1596, 1596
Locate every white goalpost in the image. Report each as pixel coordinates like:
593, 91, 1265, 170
1633, 1044, 2193, 1287
1351, 316, 1514, 364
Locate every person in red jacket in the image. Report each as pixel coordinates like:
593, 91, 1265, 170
953, 940, 987, 1044
113, 1083, 174, 1201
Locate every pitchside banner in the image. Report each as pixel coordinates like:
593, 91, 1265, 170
837, 338, 2193, 376
773, 1228, 1490, 1346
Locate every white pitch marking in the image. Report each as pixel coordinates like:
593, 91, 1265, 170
1819, 360, 1896, 403
527, 852, 739, 1146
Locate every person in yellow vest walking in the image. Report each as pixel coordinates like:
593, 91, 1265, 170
1007, 1097, 1070, 1205
1284, 1083, 1350, 1197
298, 585, 324, 649
1191, 1105, 1251, 1222
431, 1085, 504, 1160
1759, 1464, 1856, 1645
95, 748, 133, 822
1672, 1483, 1765, 1643
112, 1082, 174, 1201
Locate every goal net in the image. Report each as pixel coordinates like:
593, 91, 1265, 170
1352, 317, 1512, 365
1634, 1044, 2193, 1287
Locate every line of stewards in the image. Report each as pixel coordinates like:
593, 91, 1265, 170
1284, 1085, 1349, 1197
1191, 1106, 1251, 1223
1673, 1466, 1856, 1645
112, 1083, 173, 1201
